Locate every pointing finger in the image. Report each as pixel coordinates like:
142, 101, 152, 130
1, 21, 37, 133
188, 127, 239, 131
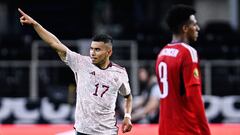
18, 8, 26, 16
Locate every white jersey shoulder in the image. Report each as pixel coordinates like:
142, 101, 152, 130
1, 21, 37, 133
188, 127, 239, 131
180, 43, 198, 63
110, 63, 127, 82
110, 62, 131, 96
110, 63, 126, 74
111, 62, 126, 70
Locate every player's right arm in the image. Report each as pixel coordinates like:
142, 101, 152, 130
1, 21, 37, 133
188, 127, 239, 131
18, 8, 68, 60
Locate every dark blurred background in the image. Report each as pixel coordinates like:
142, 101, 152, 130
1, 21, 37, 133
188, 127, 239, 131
0, 0, 240, 124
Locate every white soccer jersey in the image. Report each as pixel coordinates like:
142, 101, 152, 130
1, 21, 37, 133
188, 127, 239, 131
64, 49, 131, 135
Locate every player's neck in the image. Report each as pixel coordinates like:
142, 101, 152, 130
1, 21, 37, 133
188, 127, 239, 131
172, 34, 189, 44
96, 60, 111, 70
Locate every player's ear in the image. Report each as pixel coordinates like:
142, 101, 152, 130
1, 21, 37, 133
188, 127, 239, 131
182, 24, 189, 33
108, 49, 112, 57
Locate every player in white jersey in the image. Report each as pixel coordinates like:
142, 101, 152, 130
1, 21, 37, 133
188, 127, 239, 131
18, 8, 133, 135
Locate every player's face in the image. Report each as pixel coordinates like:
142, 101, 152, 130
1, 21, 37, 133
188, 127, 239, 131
186, 15, 200, 42
90, 41, 112, 67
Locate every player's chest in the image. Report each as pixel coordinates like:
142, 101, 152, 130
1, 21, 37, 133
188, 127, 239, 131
80, 69, 121, 98
81, 68, 121, 88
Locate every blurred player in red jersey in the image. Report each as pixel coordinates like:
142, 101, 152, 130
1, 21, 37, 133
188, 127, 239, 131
18, 8, 132, 135
155, 4, 211, 135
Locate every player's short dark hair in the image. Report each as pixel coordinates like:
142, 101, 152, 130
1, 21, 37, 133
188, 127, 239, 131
92, 34, 113, 44
166, 4, 196, 34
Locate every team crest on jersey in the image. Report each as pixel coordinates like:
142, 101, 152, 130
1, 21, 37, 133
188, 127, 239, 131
114, 78, 118, 82
193, 68, 199, 79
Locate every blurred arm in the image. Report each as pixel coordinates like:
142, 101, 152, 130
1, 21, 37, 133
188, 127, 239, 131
131, 96, 159, 121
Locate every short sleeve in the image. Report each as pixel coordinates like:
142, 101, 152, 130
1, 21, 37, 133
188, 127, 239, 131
118, 69, 131, 96
64, 49, 90, 72
64, 49, 80, 72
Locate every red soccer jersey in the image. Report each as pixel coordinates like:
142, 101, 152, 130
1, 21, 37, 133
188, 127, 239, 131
155, 42, 211, 135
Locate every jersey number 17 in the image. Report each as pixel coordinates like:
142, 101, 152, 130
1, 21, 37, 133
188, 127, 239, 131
93, 83, 110, 97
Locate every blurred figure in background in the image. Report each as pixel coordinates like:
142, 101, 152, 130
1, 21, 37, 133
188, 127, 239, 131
131, 66, 161, 123
155, 4, 211, 135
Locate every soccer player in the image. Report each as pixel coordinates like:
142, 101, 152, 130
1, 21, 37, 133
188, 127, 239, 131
18, 8, 132, 135
155, 5, 211, 135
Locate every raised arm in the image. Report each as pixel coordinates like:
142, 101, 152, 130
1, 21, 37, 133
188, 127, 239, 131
18, 8, 68, 60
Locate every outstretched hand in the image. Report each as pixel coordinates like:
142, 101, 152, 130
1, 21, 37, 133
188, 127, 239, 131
18, 8, 37, 26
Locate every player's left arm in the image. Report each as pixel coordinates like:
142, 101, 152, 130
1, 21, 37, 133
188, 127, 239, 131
122, 94, 133, 133
187, 87, 211, 135
119, 69, 133, 133
184, 71, 211, 135
183, 50, 211, 135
